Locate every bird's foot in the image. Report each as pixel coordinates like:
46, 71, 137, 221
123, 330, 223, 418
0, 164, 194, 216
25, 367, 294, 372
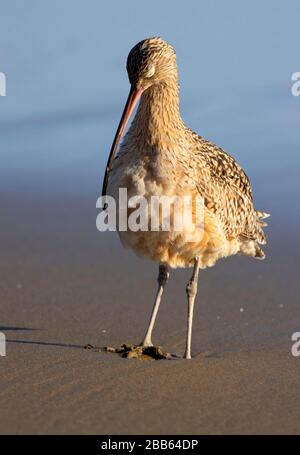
183, 352, 192, 360
140, 339, 153, 348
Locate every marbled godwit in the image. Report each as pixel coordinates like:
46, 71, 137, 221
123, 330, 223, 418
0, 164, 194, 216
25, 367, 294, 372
102, 37, 268, 359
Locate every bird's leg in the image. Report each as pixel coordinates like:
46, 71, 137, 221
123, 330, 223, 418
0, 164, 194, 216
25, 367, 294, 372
184, 257, 200, 359
141, 264, 169, 347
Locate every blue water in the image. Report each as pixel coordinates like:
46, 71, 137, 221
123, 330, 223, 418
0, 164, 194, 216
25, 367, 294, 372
0, 0, 299, 207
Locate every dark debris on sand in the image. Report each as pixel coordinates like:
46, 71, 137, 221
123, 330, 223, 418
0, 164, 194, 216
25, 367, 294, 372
84, 343, 172, 360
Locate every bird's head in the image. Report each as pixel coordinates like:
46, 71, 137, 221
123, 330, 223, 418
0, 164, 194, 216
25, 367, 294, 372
126, 37, 177, 91
102, 37, 177, 199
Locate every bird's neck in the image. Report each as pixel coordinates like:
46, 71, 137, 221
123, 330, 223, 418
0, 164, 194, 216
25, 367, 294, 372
130, 79, 185, 148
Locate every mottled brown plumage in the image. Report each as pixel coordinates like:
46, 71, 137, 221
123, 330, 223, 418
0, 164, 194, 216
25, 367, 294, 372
103, 37, 269, 358
107, 37, 268, 268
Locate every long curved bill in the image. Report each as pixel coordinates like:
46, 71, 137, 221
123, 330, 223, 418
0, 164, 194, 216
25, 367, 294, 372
102, 85, 143, 199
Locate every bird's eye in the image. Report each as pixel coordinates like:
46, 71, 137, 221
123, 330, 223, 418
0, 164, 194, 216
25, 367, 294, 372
144, 65, 155, 78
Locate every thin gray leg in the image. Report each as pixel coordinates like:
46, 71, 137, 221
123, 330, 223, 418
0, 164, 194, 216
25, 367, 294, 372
141, 264, 169, 347
183, 257, 200, 359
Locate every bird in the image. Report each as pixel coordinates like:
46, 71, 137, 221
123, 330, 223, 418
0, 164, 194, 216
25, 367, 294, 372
102, 37, 269, 359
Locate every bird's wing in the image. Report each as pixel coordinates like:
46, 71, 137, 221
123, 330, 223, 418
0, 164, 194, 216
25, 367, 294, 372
187, 132, 266, 244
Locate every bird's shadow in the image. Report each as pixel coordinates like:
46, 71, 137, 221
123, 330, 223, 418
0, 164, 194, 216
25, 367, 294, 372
7, 339, 83, 349
0, 325, 39, 331
1, 325, 83, 350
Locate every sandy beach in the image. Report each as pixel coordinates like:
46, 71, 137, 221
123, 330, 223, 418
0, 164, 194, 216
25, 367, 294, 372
0, 182, 300, 434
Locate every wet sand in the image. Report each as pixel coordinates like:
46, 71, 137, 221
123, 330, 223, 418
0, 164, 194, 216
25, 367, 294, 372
0, 183, 300, 434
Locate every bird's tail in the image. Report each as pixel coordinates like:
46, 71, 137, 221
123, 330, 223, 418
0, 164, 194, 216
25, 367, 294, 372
254, 210, 270, 245
256, 210, 270, 222
256, 210, 270, 228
